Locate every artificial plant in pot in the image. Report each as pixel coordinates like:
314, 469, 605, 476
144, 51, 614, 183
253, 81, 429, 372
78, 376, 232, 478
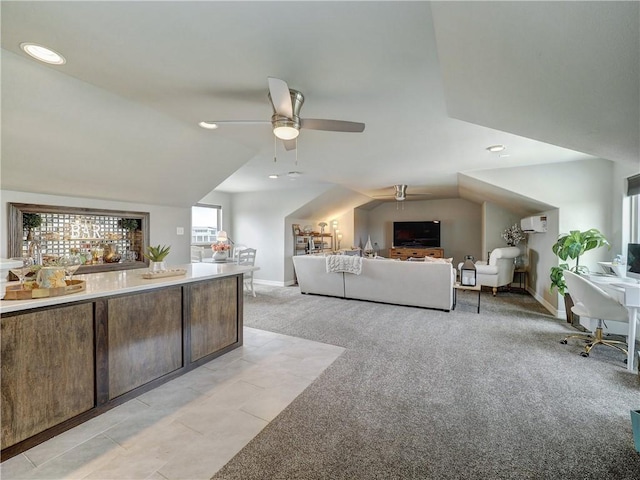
550, 228, 610, 322
144, 244, 171, 272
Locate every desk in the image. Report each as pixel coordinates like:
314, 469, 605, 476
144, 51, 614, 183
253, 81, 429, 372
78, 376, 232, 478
588, 276, 640, 373
453, 282, 481, 313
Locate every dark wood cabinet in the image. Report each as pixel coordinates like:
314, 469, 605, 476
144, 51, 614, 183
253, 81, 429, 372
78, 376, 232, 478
1, 304, 95, 449
389, 247, 444, 260
1, 275, 243, 460
189, 277, 238, 362
108, 287, 183, 399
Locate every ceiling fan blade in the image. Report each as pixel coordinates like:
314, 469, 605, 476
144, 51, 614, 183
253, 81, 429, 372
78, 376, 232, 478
268, 77, 293, 118
283, 139, 297, 151
203, 120, 269, 125
300, 118, 365, 133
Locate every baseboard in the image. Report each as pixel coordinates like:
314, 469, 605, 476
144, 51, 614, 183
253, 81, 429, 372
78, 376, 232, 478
527, 286, 563, 318
253, 279, 296, 287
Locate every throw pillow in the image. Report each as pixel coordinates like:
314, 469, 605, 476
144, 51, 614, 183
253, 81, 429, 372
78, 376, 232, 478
423, 256, 453, 264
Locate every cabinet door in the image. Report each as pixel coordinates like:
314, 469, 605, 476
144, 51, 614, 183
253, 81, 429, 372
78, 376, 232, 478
189, 276, 238, 362
1, 304, 95, 448
108, 287, 183, 399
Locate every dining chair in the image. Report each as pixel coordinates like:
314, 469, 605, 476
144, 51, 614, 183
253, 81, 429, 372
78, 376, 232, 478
237, 248, 257, 297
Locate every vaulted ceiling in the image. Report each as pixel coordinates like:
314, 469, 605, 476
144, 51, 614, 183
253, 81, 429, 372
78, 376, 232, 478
2, 2, 637, 208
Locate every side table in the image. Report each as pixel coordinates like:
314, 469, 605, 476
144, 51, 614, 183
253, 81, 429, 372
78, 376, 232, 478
453, 282, 481, 313
513, 268, 529, 292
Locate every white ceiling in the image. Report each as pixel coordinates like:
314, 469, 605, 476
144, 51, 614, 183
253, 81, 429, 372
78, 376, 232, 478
1, 2, 637, 208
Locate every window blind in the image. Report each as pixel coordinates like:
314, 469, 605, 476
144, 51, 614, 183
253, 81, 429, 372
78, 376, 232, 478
628, 174, 640, 196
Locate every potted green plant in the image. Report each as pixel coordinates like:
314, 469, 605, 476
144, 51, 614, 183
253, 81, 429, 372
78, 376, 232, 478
118, 218, 140, 231
550, 228, 610, 322
144, 244, 171, 272
23, 213, 42, 241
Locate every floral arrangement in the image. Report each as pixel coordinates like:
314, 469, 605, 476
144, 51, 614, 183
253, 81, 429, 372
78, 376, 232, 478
501, 224, 525, 246
211, 242, 231, 252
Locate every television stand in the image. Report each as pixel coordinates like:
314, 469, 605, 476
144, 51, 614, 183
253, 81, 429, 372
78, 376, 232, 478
389, 247, 444, 261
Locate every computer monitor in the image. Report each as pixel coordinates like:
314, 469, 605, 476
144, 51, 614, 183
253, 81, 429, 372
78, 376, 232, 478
626, 242, 640, 282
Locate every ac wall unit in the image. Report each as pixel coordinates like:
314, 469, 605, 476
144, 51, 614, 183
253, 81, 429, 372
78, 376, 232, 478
520, 215, 547, 233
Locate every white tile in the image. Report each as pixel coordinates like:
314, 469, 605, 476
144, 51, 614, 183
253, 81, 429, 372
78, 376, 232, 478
3, 327, 342, 480
20, 435, 125, 480
0, 453, 35, 479
24, 400, 150, 467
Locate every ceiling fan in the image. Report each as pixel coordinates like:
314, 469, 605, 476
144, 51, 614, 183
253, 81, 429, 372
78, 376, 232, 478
201, 77, 365, 151
373, 185, 433, 202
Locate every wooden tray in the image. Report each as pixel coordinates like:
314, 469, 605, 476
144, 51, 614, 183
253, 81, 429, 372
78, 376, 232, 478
3, 280, 86, 300
140, 268, 187, 279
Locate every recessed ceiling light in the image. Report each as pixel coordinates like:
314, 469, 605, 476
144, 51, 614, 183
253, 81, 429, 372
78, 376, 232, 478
198, 121, 218, 129
20, 43, 66, 65
486, 144, 506, 153
268, 174, 279, 179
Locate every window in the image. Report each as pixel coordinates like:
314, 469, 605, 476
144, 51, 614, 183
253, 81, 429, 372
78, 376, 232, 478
191, 204, 221, 246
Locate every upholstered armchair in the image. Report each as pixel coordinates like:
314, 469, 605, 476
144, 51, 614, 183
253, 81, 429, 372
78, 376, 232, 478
459, 247, 521, 296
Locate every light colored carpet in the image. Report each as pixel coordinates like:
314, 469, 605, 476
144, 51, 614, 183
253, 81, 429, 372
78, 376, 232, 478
213, 286, 640, 479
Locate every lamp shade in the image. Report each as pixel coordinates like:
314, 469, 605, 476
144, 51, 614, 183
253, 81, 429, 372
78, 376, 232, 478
216, 230, 228, 242
461, 258, 477, 286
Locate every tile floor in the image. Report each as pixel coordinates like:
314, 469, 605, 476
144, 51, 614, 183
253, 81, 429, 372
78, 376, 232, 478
1, 327, 345, 480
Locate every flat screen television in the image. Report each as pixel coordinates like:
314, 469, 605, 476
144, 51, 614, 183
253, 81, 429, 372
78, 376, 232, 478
393, 221, 440, 248
626, 242, 640, 282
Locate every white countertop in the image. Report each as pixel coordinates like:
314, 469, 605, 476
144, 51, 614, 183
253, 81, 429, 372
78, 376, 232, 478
1, 263, 256, 314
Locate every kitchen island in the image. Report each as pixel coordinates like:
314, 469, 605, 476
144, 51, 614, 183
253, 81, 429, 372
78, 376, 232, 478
1, 263, 254, 461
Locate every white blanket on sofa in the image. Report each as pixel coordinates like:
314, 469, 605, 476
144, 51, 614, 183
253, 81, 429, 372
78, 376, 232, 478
326, 255, 363, 275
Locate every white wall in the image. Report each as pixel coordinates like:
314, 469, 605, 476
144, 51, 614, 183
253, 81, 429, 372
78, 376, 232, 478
1, 190, 191, 264
466, 158, 618, 316
483, 202, 523, 261
525, 208, 559, 312
230, 186, 330, 286
360, 198, 482, 264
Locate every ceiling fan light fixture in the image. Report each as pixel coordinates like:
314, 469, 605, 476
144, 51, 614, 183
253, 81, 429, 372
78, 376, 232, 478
486, 144, 506, 153
20, 42, 66, 65
394, 184, 408, 201
198, 121, 218, 129
273, 125, 299, 140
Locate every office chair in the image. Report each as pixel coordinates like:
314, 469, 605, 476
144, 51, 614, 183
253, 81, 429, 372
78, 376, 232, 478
561, 270, 629, 359
237, 248, 257, 297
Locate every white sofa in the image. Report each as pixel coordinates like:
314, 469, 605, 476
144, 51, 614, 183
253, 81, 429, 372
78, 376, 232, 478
292, 255, 455, 311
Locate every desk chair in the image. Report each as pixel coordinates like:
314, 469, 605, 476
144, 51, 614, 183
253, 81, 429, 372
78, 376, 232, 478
561, 270, 629, 360
237, 248, 256, 297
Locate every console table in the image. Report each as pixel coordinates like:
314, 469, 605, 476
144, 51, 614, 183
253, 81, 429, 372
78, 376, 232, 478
389, 247, 444, 260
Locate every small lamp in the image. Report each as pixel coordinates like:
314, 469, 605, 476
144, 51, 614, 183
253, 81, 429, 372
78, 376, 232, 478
461, 256, 477, 286
216, 231, 228, 243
